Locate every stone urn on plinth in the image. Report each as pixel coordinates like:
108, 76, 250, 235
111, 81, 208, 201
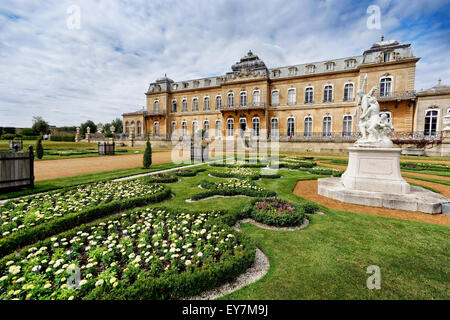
318, 75, 449, 214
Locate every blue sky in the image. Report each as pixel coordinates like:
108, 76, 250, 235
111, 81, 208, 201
1, 0, 449, 127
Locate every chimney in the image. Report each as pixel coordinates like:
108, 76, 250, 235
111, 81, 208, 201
381, 35, 384, 41
438, 79, 442, 86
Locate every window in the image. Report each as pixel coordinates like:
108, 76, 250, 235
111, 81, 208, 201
305, 87, 314, 104
322, 116, 332, 137
272, 70, 280, 77
173, 84, 178, 90
323, 85, 333, 102
287, 88, 296, 105
137, 121, 142, 137
204, 79, 211, 86
193, 98, 199, 111
253, 90, 260, 106
383, 52, 391, 63
216, 96, 222, 109
204, 97, 210, 110
304, 117, 313, 137
124, 121, 129, 134
287, 117, 295, 137
193, 80, 199, 88
252, 117, 260, 137
203, 120, 209, 138
239, 118, 247, 138
289, 67, 297, 75
182, 99, 187, 112
306, 65, 315, 73
154, 100, 159, 112
215, 120, 222, 137
344, 83, 354, 101
342, 115, 352, 136
182, 121, 187, 136
154, 121, 159, 137
272, 90, 279, 106
171, 100, 177, 112
271, 118, 279, 137
227, 118, 234, 137
171, 121, 177, 136
380, 77, 392, 97
379, 111, 392, 123
346, 59, 355, 68
325, 63, 334, 71
424, 109, 439, 136
228, 92, 234, 107
183, 82, 189, 88
240, 91, 247, 107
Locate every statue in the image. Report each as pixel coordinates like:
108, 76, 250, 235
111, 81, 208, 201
355, 74, 393, 147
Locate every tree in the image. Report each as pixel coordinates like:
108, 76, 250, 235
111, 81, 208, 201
32, 116, 50, 135
80, 120, 97, 137
36, 137, 44, 159
111, 118, 123, 133
143, 136, 152, 169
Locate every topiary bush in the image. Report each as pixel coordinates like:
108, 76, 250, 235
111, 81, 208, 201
143, 137, 152, 169
36, 137, 44, 159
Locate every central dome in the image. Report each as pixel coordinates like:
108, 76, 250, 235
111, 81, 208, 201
231, 51, 267, 72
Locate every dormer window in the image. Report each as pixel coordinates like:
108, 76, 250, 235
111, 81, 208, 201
204, 79, 211, 86
345, 59, 355, 68
272, 70, 281, 78
172, 84, 178, 90
288, 67, 297, 75
325, 62, 334, 72
216, 77, 222, 86
193, 80, 200, 88
383, 52, 391, 63
183, 82, 189, 89
306, 65, 315, 73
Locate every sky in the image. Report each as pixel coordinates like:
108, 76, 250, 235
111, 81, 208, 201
0, 0, 449, 127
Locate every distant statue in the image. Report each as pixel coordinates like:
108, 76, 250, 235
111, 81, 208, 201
355, 74, 394, 147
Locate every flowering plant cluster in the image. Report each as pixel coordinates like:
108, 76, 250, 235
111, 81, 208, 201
0, 208, 246, 300
0, 180, 165, 239
209, 161, 267, 169
274, 157, 316, 169
210, 167, 260, 180
201, 179, 264, 191
304, 167, 344, 177
174, 168, 206, 177
254, 198, 296, 215
245, 197, 305, 227
146, 173, 178, 183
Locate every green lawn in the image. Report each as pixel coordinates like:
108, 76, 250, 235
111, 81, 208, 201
147, 167, 449, 300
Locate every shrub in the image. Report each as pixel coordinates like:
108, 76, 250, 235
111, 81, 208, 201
174, 168, 205, 177
50, 135, 75, 142
146, 173, 178, 183
18, 128, 37, 136
247, 198, 305, 227
36, 137, 44, 159
1, 134, 14, 140
143, 137, 152, 169
300, 202, 320, 214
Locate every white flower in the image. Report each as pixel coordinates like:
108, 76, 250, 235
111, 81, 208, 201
95, 279, 104, 287
185, 260, 192, 266
8, 265, 21, 275
197, 252, 203, 257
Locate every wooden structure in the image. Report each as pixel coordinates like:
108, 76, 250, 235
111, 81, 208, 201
0, 146, 34, 192
98, 142, 115, 155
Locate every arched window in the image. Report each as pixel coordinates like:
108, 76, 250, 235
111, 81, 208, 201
215, 119, 222, 137
344, 83, 354, 101
192, 98, 199, 111
271, 118, 279, 137
322, 116, 332, 137
380, 77, 392, 97
204, 97, 210, 110
124, 121, 129, 134
272, 90, 279, 106
154, 100, 159, 112
130, 121, 135, 135
227, 118, 234, 137
228, 92, 234, 107
182, 121, 187, 136
323, 85, 333, 102
287, 88, 296, 105
304, 117, 313, 137
305, 87, 313, 104
239, 118, 246, 138
342, 115, 352, 136
192, 120, 199, 136
287, 117, 295, 137
240, 91, 247, 107
182, 99, 187, 112
253, 90, 260, 106
424, 109, 439, 136
203, 120, 209, 138
171, 121, 177, 136
171, 100, 177, 112
137, 121, 142, 137
154, 121, 159, 137
216, 96, 222, 109
379, 111, 392, 123
252, 117, 260, 137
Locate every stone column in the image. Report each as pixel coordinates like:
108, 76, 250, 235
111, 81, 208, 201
110, 125, 116, 143
75, 127, 81, 142
86, 127, 91, 143
440, 114, 450, 157
129, 124, 135, 147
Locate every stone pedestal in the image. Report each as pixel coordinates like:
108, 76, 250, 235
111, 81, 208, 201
341, 147, 410, 194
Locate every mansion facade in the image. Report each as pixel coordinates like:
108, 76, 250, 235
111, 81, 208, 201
123, 38, 449, 145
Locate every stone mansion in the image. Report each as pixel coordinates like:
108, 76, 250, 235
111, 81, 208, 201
122, 37, 450, 154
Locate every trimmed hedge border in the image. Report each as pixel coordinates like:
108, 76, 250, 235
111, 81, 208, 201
209, 171, 281, 180
0, 206, 255, 300
174, 168, 206, 177
0, 186, 171, 258
209, 163, 268, 169
191, 180, 276, 201
146, 174, 178, 183
242, 198, 305, 227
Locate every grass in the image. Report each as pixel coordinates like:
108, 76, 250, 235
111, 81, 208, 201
402, 174, 450, 186
143, 166, 450, 299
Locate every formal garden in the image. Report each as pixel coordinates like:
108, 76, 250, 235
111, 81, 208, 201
0, 155, 449, 300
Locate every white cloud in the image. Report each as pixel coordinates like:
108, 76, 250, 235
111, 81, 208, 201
0, 0, 449, 127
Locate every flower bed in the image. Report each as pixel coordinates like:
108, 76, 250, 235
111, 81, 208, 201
0, 181, 171, 257
174, 168, 206, 177
209, 161, 267, 169
210, 167, 281, 180
0, 207, 254, 300
146, 173, 178, 183
274, 158, 316, 169
244, 198, 305, 227
302, 167, 344, 177
191, 179, 276, 201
